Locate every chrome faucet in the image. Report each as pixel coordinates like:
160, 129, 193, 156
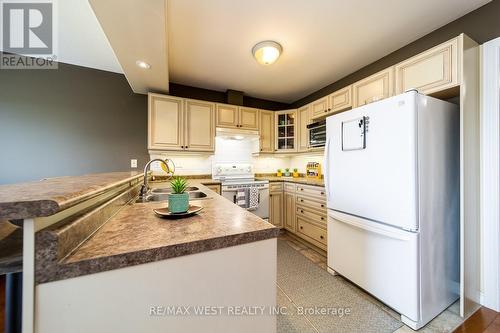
140, 158, 173, 197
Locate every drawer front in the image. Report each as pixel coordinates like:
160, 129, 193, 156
284, 182, 295, 192
296, 206, 326, 225
296, 195, 326, 211
270, 182, 283, 192
295, 184, 326, 200
297, 217, 327, 248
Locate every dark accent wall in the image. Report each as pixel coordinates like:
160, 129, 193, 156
169, 82, 290, 110
291, 0, 500, 108
0, 55, 148, 185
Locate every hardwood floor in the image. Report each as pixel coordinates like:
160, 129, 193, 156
453, 307, 500, 333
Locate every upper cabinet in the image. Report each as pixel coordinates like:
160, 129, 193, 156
353, 67, 394, 108
311, 96, 330, 118
297, 105, 311, 152
184, 99, 216, 151
216, 104, 260, 130
328, 86, 352, 114
239, 107, 259, 130
395, 36, 460, 95
149, 93, 215, 152
260, 110, 275, 153
216, 104, 239, 128
275, 110, 297, 152
148, 94, 184, 151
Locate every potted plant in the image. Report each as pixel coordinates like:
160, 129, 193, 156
293, 168, 299, 178
284, 168, 291, 177
277, 169, 282, 177
168, 176, 189, 213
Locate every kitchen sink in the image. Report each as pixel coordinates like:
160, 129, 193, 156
135, 191, 208, 203
150, 186, 199, 194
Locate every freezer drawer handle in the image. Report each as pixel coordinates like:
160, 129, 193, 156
331, 212, 413, 241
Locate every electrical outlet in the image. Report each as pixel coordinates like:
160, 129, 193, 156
130, 159, 138, 168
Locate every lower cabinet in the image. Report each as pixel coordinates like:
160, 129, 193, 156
269, 181, 327, 251
269, 191, 283, 227
284, 191, 296, 232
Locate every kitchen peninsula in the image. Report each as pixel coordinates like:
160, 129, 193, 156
0, 172, 278, 333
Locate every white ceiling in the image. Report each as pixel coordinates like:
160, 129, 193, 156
57, 0, 122, 73
0, 0, 122, 73
167, 0, 490, 103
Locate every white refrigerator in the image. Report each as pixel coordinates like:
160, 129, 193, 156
324, 91, 460, 330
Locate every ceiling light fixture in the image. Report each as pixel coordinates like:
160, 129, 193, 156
252, 41, 282, 66
136, 60, 151, 69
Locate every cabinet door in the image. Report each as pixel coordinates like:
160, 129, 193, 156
328, 86, 352, 114
260, 110, 275, 153
269, 192, 283, 227
284, 192, 296, 232
184, 99, 215, 151
148, 94, 184, 150
239, 107, 259, 130
298, 105, 311, 152
395, 37, 459, 95
353, 67, 394, 107
216, 104, 239, 128
311, 96, 330, 118
275, 110, 297, 152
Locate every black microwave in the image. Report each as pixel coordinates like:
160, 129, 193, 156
307, 120, 326, 148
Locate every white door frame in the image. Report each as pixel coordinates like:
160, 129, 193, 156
480, 37, 500, 312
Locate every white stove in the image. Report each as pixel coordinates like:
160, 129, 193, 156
213, 163, 269, 219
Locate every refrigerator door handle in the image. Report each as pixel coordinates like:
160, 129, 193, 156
329, 211, 413, 241
324, 137, 331, 203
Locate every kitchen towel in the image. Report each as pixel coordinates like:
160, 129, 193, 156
236, 188, 249, 208
248, 187, 259, 211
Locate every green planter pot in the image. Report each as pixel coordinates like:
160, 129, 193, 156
168, 193, 189, 213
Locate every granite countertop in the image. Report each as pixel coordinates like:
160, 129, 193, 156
0, 171, 143, 220
256, 176, 325, 187
36, 179, 279, 283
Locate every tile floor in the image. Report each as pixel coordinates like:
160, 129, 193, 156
278, 232, 466, 333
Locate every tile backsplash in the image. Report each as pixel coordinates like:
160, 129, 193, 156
149, 152, 324, 177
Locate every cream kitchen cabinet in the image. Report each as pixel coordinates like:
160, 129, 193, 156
297, 105, 311, 152
148, 93, 215, 152
216, 104, 259, 130
328, 85, 352, 114
284, 190, 296, 232
353, 67, 394, 107
184, 99, 216, 151
259, 110, 275, 153
239, 107, 259, 130
269, 191, 283, 227
275, 109, 297, 152
311, 96, 330, 118
216, 104, 239, 128
395, 36, 460, 95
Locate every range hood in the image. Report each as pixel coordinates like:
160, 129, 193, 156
216, 127, 259, 140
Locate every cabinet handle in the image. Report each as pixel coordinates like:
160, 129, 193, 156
300, 209, 304, 213
185, 146, 188, 149
320, 235, 324, 239
321, 192, 325, 195
270, 194, 272, 197
321, 217, 325, 221
300, 226, 303, 230
321, 204, 324, 208
300, 199, 304, 202
300, 188, 304, 191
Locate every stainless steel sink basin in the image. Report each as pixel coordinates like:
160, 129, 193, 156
150, 186, 199, 194
135, 191, 208, 203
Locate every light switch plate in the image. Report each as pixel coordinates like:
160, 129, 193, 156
130, 159, 138, 168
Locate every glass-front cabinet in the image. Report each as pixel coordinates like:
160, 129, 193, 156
275, 109, 297, 152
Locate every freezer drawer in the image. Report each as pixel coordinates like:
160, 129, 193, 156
328, 210, 420, 322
